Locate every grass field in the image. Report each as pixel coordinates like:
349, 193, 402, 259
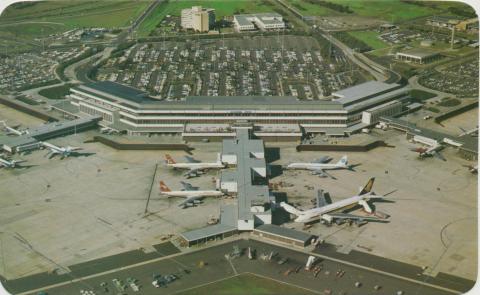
411, 89, 436, 101
286, 0, 476, 21
347, 30, 388, 50
137, 0, 276, 37
38, 83, 78, 100
0, 1, 150, 40
178, 273, 316, 295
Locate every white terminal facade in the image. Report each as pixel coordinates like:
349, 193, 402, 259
65, 80, 411, 139
181, 6, 215, 32
233, 13, 285, 31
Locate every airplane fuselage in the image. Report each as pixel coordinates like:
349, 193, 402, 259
161, 190, 224, 198
287, 194, 369, 223
167, 163, 225, 170
287, 163, 348, 170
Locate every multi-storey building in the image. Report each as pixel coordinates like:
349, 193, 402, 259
63, 80, 411, 139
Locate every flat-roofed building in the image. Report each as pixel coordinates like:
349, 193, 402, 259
426, 16, 462, 29
395, 48, 441, 64
456, 18, 479, 32
234, 13, 285, 31
65, 81, 411, 138
181, 6, 215, 32
252, 224, 315, 248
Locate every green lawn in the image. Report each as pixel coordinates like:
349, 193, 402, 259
410, 89, 436, 101
0, 1, 151, 38
137, 0, 276, 37
284, 0, 476, 22
38, 83, 78, 100
178, 273, 316, 295
347, 30, 387, 50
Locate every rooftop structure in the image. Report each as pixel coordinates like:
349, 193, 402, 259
221, 129, 271, 230
234, 13, 285, 31
252, 224, 315, 247
0, 116, 101, 153
333, 81, 401, 107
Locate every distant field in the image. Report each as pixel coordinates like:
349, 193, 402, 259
178, 273, 316, 295
137, 0, 276, 37
0, 1, 150, 39
286, 0, 476, 21
347, 30, 388, 50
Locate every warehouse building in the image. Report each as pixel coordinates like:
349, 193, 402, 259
233, 13, 285, 31
395, 49, 441, 64
63, 81, 411, 139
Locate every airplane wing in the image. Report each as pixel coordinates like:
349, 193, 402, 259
325, 212, 388, 223
184, 156, 200, 163
311, 169, 326, 177
180, 181, 197, 191
70, 147, 82, 151
184, 168, 200, 177
312, 156, 332, 164
312, 169, 335, 179
432, 151, 446, 161
178, 196, 202, 208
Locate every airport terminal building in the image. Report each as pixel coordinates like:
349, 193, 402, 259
64, 80, 411, 139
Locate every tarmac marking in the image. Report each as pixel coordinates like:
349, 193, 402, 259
170, 274, 239, 294
249, 236, 461, 294
227, 258, 238, 275
247, 272, 322, 294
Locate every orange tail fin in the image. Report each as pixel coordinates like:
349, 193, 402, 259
164, 154, 176, 164
159, 181, 171, 192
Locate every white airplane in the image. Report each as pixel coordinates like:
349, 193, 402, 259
0, 157, 26, 168
286, 155, 353, 178
100, 126, 118, 135
41, 142, 82, 159
164, 153, 225, 178
280, 178, 389, 224
410, 144, 445, 161
0, 121, 29, 136
458, 126, 478, 137
159, 181, 225, 208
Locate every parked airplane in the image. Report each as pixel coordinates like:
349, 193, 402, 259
286, 155, 354, 178
100, 126, 118, 135
41, 142, 82, 159
164, 153, 225, 178
459, 126, 478, 137
0, 121, 28, 136
410, 144, 445, 161
279, 178, 389, 225
463, 164, 478, 174
159, 181, 224, 208
0, 157, 26, 168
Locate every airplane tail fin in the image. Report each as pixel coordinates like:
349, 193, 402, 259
164, 154, 176, 164
279, 202, 303, 216
159, 181, 171, 192
337, 155, 348, 166
359, 178, 375, 195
